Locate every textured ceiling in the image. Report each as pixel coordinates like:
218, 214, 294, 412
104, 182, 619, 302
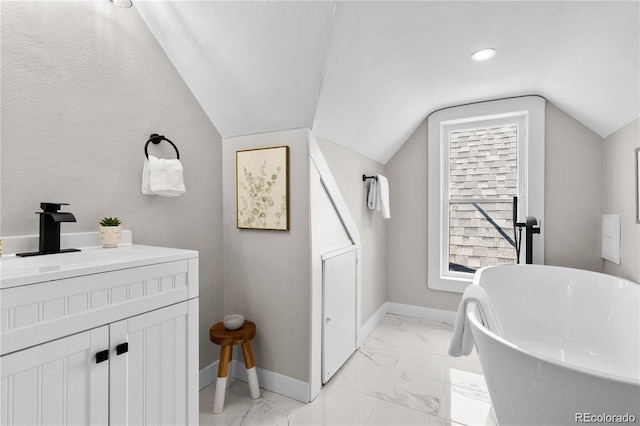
137, 1, 639, 164
136, 1, 335, 138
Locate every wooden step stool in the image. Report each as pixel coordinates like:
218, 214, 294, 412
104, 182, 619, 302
209, 320, 260, 414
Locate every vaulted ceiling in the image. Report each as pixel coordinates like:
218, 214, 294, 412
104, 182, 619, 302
137, 1, 639, 164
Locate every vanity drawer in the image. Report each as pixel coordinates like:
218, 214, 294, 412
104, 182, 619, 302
1, 259, 197, 355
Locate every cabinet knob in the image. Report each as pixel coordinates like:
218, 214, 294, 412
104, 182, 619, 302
116, 342, 129, 355
96, 350, 109, 364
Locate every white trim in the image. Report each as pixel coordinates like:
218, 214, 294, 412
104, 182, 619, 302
230, 361, 311, 403
428, 96, 545, 293
358, 302, 457, 338
308, 129, 362, 403
386, 302, 456, 326
358, 302, 388, 346
440, 114, 526, 283
308, 159, 324, 404
308, 132, 362, 334
307, 130, 361, 246
199, 360, 219, 391
321, 245, 358, 261
200, 359, 311, 402
187, 299, 200, 423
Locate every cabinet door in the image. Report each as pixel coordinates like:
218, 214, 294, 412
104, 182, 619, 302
0, 326, 109, 426
322, 249, 357, 384
109, 300, 198, 426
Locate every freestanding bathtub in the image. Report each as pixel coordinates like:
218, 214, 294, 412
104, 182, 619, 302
467, 264, 639, 426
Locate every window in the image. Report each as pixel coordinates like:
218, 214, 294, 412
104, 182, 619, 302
446, 119, 520, 275
428, 97, 545, 293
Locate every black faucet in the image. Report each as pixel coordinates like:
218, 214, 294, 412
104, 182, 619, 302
512, 197, 541, 264
520, 217, 541, 264
16, 203, 80, 257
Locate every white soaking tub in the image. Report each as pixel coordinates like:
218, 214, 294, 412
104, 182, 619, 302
467, 264, 639, 426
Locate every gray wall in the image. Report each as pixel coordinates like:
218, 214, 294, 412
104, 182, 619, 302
221, 133, 386, 385
223, 129, 311, 383
385, 101, 608, 311
0, 1, 224, 370
544, 103, 604, 271
316, 138, 386, 324
603, 119, 640, 282
385, 120, 462, 311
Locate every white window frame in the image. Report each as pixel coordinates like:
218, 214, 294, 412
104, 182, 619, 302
427, 96, 545, 293
443, 115, 525, 281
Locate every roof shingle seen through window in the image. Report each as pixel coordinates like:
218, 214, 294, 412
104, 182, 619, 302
448, 125, 518, 271
449, 125, 517, 200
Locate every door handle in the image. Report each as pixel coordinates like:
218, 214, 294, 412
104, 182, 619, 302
96, 350, 109, 364
116, 342, 129, 355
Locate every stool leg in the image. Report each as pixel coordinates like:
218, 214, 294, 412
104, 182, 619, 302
213, 344, 232, 414
241, 341, 260, 398
246, 367, 260, 399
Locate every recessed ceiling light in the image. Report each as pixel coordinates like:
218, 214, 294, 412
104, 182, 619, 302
471, 48, 496, 62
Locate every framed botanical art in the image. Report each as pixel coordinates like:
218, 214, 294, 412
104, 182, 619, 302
236, 146, 289, 230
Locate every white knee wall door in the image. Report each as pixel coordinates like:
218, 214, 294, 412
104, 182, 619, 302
322, 248, 357, 384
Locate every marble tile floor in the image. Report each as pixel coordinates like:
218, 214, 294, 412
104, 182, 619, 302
200, 314, 496, 426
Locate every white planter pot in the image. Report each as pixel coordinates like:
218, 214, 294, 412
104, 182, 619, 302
99, 225, 122, 248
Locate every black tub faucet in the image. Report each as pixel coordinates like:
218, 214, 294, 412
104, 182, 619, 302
512, 197, 541, 265
16, 203, 80, 257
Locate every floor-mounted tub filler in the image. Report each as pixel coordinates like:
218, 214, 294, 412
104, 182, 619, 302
460, 264, 639, 426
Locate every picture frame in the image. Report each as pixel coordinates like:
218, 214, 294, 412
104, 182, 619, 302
636, 147, 640, 224
236, 146, 289, 230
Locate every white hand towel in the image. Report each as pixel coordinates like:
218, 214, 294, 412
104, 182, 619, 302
377, 174, 390, 219
367, 179, 379, 210
448, 284, 503, 357
142, 155, 186, 197
141, 157, 152, 195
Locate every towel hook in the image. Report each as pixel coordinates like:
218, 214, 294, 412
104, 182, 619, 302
145, 134, 180, 160
362, 175, 378, 181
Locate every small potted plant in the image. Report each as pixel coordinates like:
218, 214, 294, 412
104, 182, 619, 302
99, 217, 122, 248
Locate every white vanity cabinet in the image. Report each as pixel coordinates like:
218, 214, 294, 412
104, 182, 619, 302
1, 324, 110, 425
0, 244, 199, 426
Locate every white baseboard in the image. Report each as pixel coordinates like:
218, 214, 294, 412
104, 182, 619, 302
199, 302, 455, 397
358, 301, 456, 338
230, 361, 310, 403
386, 302, 456, 325
199, 359, 309, 403
358, 302, 389, 346
199, 360, 219, 391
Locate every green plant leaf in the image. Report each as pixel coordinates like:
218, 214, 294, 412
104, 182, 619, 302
99, 217, 121, 226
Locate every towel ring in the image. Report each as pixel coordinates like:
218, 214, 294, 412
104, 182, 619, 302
145, 134, 180, 160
